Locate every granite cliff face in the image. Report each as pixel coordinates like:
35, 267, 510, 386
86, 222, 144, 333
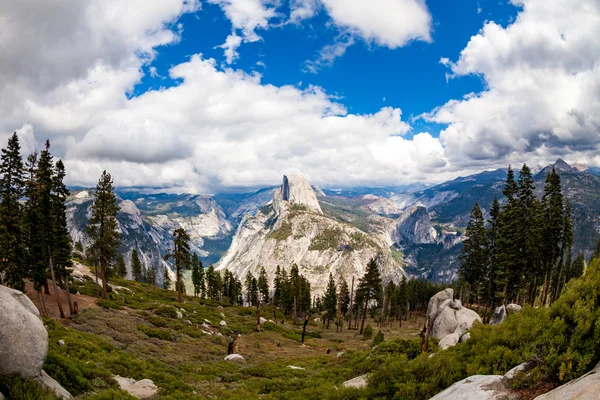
217, 174, 405, 295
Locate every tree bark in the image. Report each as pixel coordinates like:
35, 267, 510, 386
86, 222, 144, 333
348, 276, 354, 330
176, 268, 182, 303
359, 293, 369, 335
100, 255, 108, 299
301, 314, 309, 344
48, 256, 66, 318
256, 300, 261, 332
37, 290, 48, 318
63, 277, 75, 315
420, 322, 429, 353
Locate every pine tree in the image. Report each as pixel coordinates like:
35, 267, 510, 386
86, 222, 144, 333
397, 276, 408, 327
337, 278, 350, 318
116, 254, 127, 277
191, 253, 204, 298
357, 258, 382, 334
37, 140, 66, 317
485, 197, 501, 307
24, 152, 48, 315
244, 272, 259, 306
552, 199, 573, 301
569, 252, 586, 280
515, 164, 541, 304
163, 266, 171, 290
323, 273, 337, 329
273, 265, 283, 306
540, 168, 564, 305
164, 228, 191, 303
51, 159, 74, 314
87, 171, 121, 299
0, 133, 26, 290
496, 166, 520, 303
147, 266, 157, 285
257, 266, 269, 305
131, 249, 143, 282
458, 202, 487, 304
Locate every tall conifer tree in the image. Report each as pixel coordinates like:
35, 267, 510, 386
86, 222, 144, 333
87, 171, 122, 299
164, 227, 191, 303
357, 258, 382, 334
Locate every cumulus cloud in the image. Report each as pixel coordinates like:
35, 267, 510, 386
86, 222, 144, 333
429, 0, 600, 170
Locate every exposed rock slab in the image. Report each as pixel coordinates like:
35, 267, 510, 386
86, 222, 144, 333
430, 375, 517, 400
534, 362, 600, 400
115, 376, 159, 398
0, 285, 48, 378
224, 354, 246, 364
36, 370, 73, 399
342, 374, 368, 389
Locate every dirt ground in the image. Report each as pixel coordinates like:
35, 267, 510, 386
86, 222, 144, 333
25, 279, 98, 320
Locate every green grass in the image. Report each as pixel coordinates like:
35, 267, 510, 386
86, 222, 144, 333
309, 227, 343, 251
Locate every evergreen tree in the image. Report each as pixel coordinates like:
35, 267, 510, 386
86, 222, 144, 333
147, 266, 157, 285
191, 253, 204, 297
116, 254, 127, 278
552, 199, 573, 301
273, 265, 283, 306
131, 249, 143, 282
86, 171, 121, 299
337, 278, 350, 318
592, 239, 600, 263
541, 168, 564, 305
163, 267, 171, 290
245, 272, 259, 306
298, 275, 311, 313
164, 228, 191, 303
51, 159, 74, 314
357, 258, 382, 334
0, 133, 26, 290
485, 197, 501, 307
496, 165, 520, 303
257, 266, 269, 304
323, 273, 337, 329
569, 252, 586, 280
206, 265, 222, 300
397, 276, 408, 326
458, 202, 487, 304
514, 164, 541, 304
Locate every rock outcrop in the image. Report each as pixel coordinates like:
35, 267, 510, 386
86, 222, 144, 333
36, 370, 72, 399
491, 303, 522, 325
342, 374, 368, 389
217, 174, 405, 295
426, 289, 481, 349
0, 285, 48, 378
224, 354, 246, 364
534, 362, 600, 400
115, 376, 159, 399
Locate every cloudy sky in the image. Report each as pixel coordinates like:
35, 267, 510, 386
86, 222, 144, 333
1, 0, 599, 192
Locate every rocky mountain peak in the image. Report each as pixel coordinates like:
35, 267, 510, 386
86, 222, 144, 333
273, 173, 322, 214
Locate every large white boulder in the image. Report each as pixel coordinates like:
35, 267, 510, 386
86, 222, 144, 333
224, 354, 246, 364
455, 307, 482, 337
534, 362, 600, 400
438, 333, 460, 350
432, 307, 459, 339
0, 285, 48, 378
427, 288, 454, 328
115, 376, 159, 399
430, 375, 516, 400
506, 304, 522, 314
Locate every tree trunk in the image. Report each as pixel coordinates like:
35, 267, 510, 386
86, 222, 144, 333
63, 277, 75, 315
176, 268, 182, 303
256, 300, 261, 332
420, 322, 429, 353
48, 256, 66, 318
37, 290, 48, 318
293, 295, 297, 325
348, 276, 354, 330
359, 293, 369, 335
100, 256, 108, 299
227, 335, 238, 355
44, 281, 50, 295
301, 314, 309, 344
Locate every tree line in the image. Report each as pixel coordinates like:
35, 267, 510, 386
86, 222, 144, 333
459, 164, 581, 309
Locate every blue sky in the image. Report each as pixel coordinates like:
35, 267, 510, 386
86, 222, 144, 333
135, 0, 519, 138
1, 0, 597, 192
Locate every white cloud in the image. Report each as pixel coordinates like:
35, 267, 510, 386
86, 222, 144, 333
428, 0, 600, 170
304, 33, 355, 73
290, 0, 321, 23
319, 0, 432, 47
217, 32, 243, 64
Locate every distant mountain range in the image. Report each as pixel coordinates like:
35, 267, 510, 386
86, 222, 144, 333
67, 159, 600, 288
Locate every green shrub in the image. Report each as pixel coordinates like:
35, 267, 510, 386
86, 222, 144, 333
362, 325, 373, 339
0, 376, 60, 400
155, 305, 178, 318
137, 324, 175, 341
96, 299, 122, 310
84, 389, 137, 399
371, 330, 384, 347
